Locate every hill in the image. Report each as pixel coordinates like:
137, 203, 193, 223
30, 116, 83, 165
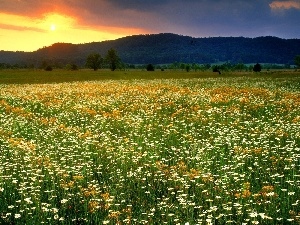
1, 33, 300, 67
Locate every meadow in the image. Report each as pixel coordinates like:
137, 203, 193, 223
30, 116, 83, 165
0, 70, 299, 224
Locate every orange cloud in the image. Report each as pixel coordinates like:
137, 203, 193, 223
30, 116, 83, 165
0, 11, 145, 51
0, 23, 44, 32
269, 1, 300, 10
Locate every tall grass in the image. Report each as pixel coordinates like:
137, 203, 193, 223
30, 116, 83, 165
0, 72, 299, 224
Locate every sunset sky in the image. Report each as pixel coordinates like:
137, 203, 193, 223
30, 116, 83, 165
1, 0, 300, 52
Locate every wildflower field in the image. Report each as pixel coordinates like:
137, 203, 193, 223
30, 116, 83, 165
0, 71, 299, 224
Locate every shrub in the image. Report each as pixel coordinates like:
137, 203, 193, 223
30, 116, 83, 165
44, 65, 53, 71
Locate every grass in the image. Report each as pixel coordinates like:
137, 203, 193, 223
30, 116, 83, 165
0, 70, 299, 224
0, 69, 214, 84
0, 68, 300, 84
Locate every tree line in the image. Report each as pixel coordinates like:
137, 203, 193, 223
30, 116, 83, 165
145, 60, 298, 73
1, 51, 300, 72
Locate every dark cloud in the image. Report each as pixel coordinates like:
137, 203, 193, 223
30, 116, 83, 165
0, 0, 56, 16
103, 0, 172, 11
0, 0, 299, 38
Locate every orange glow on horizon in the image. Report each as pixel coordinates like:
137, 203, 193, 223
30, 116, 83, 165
42, 13, 75, 32
0, 12, 147, 52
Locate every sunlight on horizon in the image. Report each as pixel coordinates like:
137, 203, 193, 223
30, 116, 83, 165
42, 13, 75, 32
50, 24, 56, 31
0, 12, 140, 52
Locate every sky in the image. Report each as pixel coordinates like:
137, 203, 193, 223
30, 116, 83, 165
0, 0, 300, 52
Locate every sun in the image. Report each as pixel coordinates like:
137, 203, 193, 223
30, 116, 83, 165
50, 24, 56, 31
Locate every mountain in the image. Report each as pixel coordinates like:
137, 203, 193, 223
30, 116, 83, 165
1, 33, 300, 67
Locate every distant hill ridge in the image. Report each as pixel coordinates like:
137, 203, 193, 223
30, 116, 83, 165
1, 33, 300, 66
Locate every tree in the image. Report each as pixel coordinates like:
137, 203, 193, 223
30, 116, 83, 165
180, 63, 186, 71
146, 64, 155, 71
171, 62, 180, 70
199, 64, 211, 71
105, 48, 120, 71
295, 55, 300, 68
66, 64, 79, 71
253, 63, 262, 72
212, 65, 221, 74
185, 64, 191, 72
86, 53, 103, 71
40, 60, 51, 70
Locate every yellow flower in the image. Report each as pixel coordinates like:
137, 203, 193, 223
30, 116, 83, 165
101, 192, 110, 201
88, 201, 100, 213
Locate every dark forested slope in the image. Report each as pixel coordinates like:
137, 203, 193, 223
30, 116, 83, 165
1, 33, 299, 67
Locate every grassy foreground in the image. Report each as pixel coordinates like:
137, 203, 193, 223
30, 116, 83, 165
0, 69, 299, 84
0, 70, 299, 224
1, 69, 214, 84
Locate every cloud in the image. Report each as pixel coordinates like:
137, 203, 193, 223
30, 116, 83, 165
269, 0, 300, 10
0, 23, 44, 32
0, 0, 299, 39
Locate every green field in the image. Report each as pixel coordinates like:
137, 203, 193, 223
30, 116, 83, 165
0, 69, 299, 84
0, 70, 299, 224
2, 69, 214, 84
